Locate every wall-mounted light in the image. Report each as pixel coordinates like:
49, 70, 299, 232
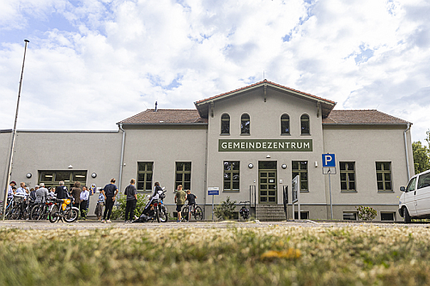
248, 163, 254, 169
314, 161, 318, 168
91, 172, 97, 178
266, 155, 271, 158
68, 165, 73, 169
281, 164, 287, 169
26, 173, 32, 179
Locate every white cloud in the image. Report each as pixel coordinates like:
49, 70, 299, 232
0, 0, 429, 142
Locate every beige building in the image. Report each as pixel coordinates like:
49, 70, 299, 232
1, 80, 414, 220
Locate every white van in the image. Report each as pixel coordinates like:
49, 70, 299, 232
399, 169, 430, 222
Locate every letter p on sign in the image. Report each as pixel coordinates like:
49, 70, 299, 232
322, 154, 336, 167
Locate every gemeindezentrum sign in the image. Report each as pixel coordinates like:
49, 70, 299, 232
218, 139, 313, 152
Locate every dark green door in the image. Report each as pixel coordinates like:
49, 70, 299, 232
259, 161, 277, 204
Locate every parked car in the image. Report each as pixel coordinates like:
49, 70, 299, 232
399, 169, 430, 223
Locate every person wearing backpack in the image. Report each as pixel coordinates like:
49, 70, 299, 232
124, 178, 137, 223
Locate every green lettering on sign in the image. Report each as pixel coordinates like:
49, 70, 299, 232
218, 139, 313, 152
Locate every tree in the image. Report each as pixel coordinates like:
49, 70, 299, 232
412, 130, 430, 174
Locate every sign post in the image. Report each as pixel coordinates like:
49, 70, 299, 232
322, 154, 336, 220
208, 187, 219, 221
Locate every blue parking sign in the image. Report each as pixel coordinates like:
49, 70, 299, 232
322, 154, 336, 167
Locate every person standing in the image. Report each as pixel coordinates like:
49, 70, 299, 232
79, 186, 89, 219
35, 183, 49, 204
124, 179, 137, 223
70, 181, 82, 209
55, 181, 68, 199
7, 181, 16, 200
15, 182, 26, 196
102, 178, 118, 223
174, 185, 186, 222
95, 189, 105, 221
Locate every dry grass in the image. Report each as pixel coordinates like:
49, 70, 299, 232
1, 225, 430, 285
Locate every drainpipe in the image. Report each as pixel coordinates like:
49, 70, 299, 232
403, 123, 411, 180
118, 123, 126, 192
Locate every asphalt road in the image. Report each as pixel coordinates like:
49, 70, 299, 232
0, 219, 426, 230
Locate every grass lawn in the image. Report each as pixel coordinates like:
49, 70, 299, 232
0, 225, 430, 285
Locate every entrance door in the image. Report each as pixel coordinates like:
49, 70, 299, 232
259, 161, 277, 204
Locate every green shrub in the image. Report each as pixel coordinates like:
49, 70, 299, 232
356, 205, 377, 221
111, 193, 148, 220
214, 196, 236, 220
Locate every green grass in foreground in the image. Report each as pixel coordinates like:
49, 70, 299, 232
1, 225, 430, 285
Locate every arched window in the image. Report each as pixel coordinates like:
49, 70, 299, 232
221, 114, 230, 135
241, 114, 250, 135
301, 114, 310, 135
281, 114, 290, 135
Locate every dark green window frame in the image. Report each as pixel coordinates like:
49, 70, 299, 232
340, 162, 356, 192
300, 114, 310, 135
224, 161, 240, 191
38, 170, 87, 190
376, 162, 392, 191
292, 161, 308, 192
137, 162, 153, 191
281, 114, 290, 135
241, 114, 250, 135
221, 113, 230, 135
175, 162, 191, 190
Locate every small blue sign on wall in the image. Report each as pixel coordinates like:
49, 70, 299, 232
208, 187, 219, 196
322, 154, 336, 167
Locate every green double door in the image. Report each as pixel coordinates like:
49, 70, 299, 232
258, 161, 277, 204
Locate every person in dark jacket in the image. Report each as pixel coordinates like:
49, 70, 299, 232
101, 178, 118, 223
124, 179, 137, 223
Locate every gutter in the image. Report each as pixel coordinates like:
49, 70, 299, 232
118, 123, 126, 192
403, 123, 411, 180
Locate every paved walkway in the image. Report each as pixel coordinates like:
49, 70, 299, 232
0, 219, 421, 230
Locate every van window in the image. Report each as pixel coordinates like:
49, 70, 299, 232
417, 172, 430, 189
406, 177, 417, 192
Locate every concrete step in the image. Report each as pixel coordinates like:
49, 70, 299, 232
255, 205, 286, 221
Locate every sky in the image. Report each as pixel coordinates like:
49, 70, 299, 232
0, 0, 429, 143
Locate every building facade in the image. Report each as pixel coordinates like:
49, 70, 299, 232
1, 80, 414, 220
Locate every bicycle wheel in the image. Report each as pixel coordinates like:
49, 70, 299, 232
64, 207, 79, 223
181, 206, 189, 221
10, 205, 22, 220
30, 205, 42, 220
159, 206, 168, 223
193, 206, 203, 220
49, 205, 60, 223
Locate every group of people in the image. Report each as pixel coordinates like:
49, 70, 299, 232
174, 184, 197, 222
6, 178, 198, 222
7, 180, 91, 219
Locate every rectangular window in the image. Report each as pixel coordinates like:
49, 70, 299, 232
340, 162, 356, 192
292, 161, 308, 192
294, 211, 309, 219
381, 212, 395, 221
224, 161, 240, 191
343, 212, 357, 220
175, 162, 191, 190
137, 162, 153, 191
376, 162, 392, 191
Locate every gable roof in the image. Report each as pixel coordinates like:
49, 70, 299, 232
194, 79, 337, 118
323, 110, 411, 125
118, 109, 207, 125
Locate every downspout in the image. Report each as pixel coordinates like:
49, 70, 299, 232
403, 123, 411, 180
118, 123, 126, 192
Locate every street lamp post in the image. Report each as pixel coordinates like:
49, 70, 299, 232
2, 39, 30, 220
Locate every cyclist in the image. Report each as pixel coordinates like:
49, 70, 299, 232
185, 190, 197, 221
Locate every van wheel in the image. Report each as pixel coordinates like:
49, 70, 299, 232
404, 208, 411, 223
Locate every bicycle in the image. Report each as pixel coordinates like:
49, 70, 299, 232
30, 198, 55, 220
181, 202, 203, 221
239, 201, 250, 220
49, 197, 79, 223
